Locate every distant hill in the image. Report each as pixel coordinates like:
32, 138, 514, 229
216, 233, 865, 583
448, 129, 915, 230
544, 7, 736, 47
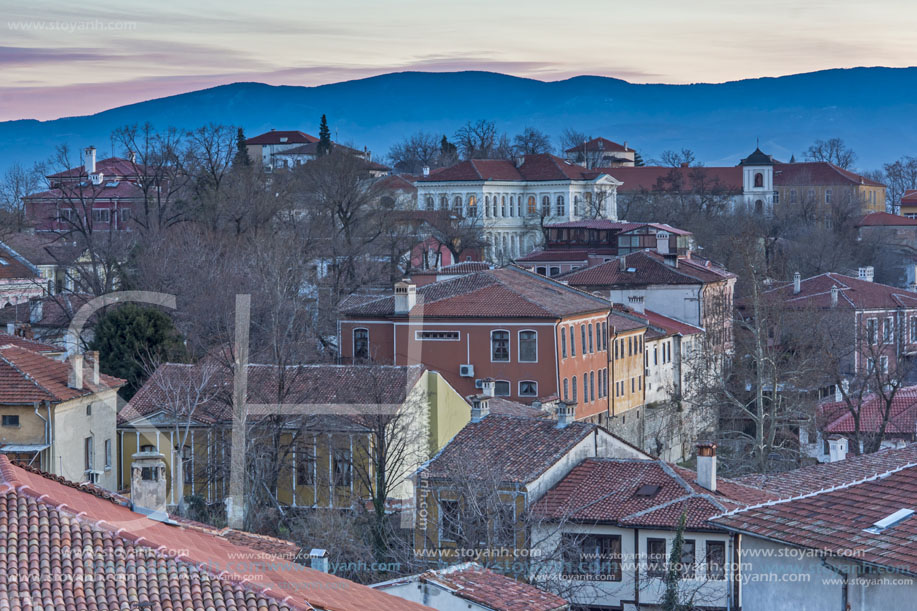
1, 67, 916, 174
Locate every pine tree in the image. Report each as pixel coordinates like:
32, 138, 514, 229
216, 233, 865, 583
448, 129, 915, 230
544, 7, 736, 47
233, 127, 250, 166
633, 151, 645, 167
662, 512, 690, 611
789, 154, 797, 163
317, 115, 332, 156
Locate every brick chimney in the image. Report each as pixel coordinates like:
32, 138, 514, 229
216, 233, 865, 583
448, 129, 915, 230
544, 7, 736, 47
394, 279, 417, 314
68, 353, 83, 390
696, 442, 717, 492
130, 451, 167, 514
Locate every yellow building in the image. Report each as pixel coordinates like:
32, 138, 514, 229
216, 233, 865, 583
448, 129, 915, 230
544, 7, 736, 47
0, 346, 123, 490
118, 363, 470, 509
609, 313, 646, 418
772, 162, 886, 218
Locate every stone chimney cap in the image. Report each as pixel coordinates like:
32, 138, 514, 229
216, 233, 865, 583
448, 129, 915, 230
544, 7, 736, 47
696, 442, 717, 456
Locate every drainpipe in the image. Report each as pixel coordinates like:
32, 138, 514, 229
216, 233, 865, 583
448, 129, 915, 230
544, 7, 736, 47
633, 527, 640, 608
33, 401, 48, 468
820, 557, 848, 611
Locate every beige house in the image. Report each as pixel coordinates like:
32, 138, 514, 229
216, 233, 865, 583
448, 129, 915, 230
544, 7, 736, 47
0, 345, 123, 490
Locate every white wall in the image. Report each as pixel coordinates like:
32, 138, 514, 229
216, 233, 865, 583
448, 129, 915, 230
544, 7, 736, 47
606, 285, 702, 328
375, 580, 491, 611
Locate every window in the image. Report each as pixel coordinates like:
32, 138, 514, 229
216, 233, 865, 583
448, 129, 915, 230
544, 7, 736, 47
297, 448, 315, 486
467, 195, 477, 217
880, 355, 889, 374
911, 317, 917, 343
561, 330, 567, 358
556, 195, 565, 216
706, 541, 726, 580
572, 376, 578, 403
549, 266, 560, 276
104, 439, 112, 470
563, 378, 569, 401
681, 539, 696, 578
773, 190, 779, 204
519, 330, 537, 362
440, 499, 462, 542
564, 534, 622, 580
867, 357, 876, 373
353, 328, 369, 359
595, 324, 601, 352
120, 208, 131, 223
416, 330, 460, 341
491, 330, 510, 362
588, 324, 594, 353
141, 467, 158, 481
754, 172, 763, 188
542, 196, 550, 216
494, 380, 511, 396
59, 208, 73, 223
453, 195, 463, 213
333, 448, 352, 487
527, 196, 537, 215
86, 404, 92, 416
590, 371, 595, 402
1, 415, 19, 427
569, 327, 576, 356
628, 336, 633, 356
574, 195, 581, 216
581, 326, 587, 355
425, 196, 434, 211
807, 188, 815, 201
825, 188, 833, 204
182, 445, 193, 484
494, 504, 515, 546
789, 189, 797, 203
883, 317, 893, 343
614, 339, 619, 360
91, 209, 111, 223
519, 381, 538, 397
646, 538, 666, 577
84, 437, 93, 471
866, 318, 878, 345
508, 196, 515, 217
501, 196, 506, 217
440, 195, 448, 210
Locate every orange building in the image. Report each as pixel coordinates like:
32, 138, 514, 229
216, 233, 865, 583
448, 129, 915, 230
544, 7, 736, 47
340, 266, 613, 421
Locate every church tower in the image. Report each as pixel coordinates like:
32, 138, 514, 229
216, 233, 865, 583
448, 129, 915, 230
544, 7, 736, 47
739, 147, 776, 214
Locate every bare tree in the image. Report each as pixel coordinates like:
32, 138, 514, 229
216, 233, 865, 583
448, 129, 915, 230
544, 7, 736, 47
512, 127, 553, 156
387, 132, 445, 174
657, 149, 699, 168
880, 155, 917, 213
805, 137, 857, 169
454, 120, 512, 160
0, 162, 43, 233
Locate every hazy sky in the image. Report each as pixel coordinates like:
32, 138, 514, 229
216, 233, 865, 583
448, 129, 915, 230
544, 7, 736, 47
2, 0, 915, 121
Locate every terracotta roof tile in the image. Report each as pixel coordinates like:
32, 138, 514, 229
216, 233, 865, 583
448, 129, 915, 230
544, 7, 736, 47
855, 211, 917, 227
564, 137, 630, 154
819, 386, 917, 435
765, 272, 917, 310
0, 244, 38, 281
244, 130, 318, 145
0, 345, 123, 404
0, 455, 431, 610
420, 562, 567, 611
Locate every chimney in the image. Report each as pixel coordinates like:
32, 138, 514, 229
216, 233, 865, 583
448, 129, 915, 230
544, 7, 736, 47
827, 436, 848, 463
85, 146, 97, 174
663, 253, 678, 268
130, 451, 167, 514
555, 400, 576, 428
309, 549, 330, 573
29, 299, 42, 324
656, 231, 670, 255
86, 350, 100, 385
5, 323, 13, 335
468, 394, 490, 423
68, 353, 84, 390
623, 141, 628, 151
793, 272, 801, 294
858, 266, 874, 282
908, 262, 917, 292
628, 295, 645, 314
422, 166, 430, 177
393, 279, 417, 314
831, 285, 839, 308
696, 442, 717, 492
481, 377, 495, 397
128, 150, 136, 163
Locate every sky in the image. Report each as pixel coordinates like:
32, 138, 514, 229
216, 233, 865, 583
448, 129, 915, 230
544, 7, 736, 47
2, 0, 916, 121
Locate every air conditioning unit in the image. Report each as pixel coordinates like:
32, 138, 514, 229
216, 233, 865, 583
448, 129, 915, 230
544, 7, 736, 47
474, 378, 484, 388
459, 364, 474, 378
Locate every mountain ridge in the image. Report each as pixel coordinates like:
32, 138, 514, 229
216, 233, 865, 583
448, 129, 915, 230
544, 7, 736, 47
2, 67, 916, 173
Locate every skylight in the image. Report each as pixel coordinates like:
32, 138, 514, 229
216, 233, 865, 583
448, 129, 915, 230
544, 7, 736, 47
635, 484, 661, 498
864, 508, 914, 534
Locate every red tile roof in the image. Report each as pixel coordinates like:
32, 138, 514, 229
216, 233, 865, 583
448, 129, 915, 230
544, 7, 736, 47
26, 180, 145, 201
244, 130, 319, 145
773, 161, 885, 188
548, 220, 693, 236
733, 443, 917, 497
0, 244, 38, 280
0, 455, 431, 610
0, 294, 94, 328
410, 261, 493, 276
713, 462, 917, 575
377, 174, 417, 193
0, 332, 62, 353
2, 233, 86, 266
902, 189, 917, 204
122, 363, 426, 424
420, 415, 603, 485
415, 154, 612, 183
517, 249, 605, 263
855, 211, 917, 227
565, 137, 629, 154
343, 266, 611, 319
607, 166, 743, 193
418, 563, 568, 611
641, 309, 704, 337
765, 272, 917, 310
557, 251, 732, 288
0, 345, 123, 404
818, 387, 917, 435
46, 157, 146, 180
534, 459, 775, 530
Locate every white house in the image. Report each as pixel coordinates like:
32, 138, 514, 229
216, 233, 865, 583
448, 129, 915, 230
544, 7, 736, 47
414, 154, 621, 262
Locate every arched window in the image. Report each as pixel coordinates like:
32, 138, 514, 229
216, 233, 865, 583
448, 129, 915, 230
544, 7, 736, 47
353, 328, 369, 360
561, 330, 567, 358
563, 379, 569, 401
491, 330, 510, 362
425, 196, 434, 211
501, 196, 507, 217
588, 323, 594, 353
572, 376, 578, 403
754, 199, 764, 214
484, 195, 490, 217
556, 195, 565, 216
527, 196, 537, 215
581, 325, 587, 353
467, 195, 477, 217
509, 196, 515, 217
574, 195, 581, 216
542, 196, 551, 216
754, 172, 764, 188
453, 196, 463, 214
440, 195, 448, 210
584, 192, 592, 213
590, 371, 595, 402
569, 327, 576, 356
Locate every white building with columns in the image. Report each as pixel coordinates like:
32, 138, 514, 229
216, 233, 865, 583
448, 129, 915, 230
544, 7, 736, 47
414, 154, 621, 262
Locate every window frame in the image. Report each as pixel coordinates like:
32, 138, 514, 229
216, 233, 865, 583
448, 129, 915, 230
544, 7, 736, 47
491, 329, 510, 362
705, 541, 726, 580
353, 327, 370, 360
518, 329, 538, 363
1, 414, 20, 427
518, 380, 538, 397
646, 538, 667, 578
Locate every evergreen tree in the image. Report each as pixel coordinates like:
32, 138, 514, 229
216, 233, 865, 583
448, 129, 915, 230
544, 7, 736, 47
662, 512, 692, 611
317, 115, 332, 156
234, 127, 250, 166
634, 151, 645, 167
89, 304, 187, 399
789, 154, 797, 163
